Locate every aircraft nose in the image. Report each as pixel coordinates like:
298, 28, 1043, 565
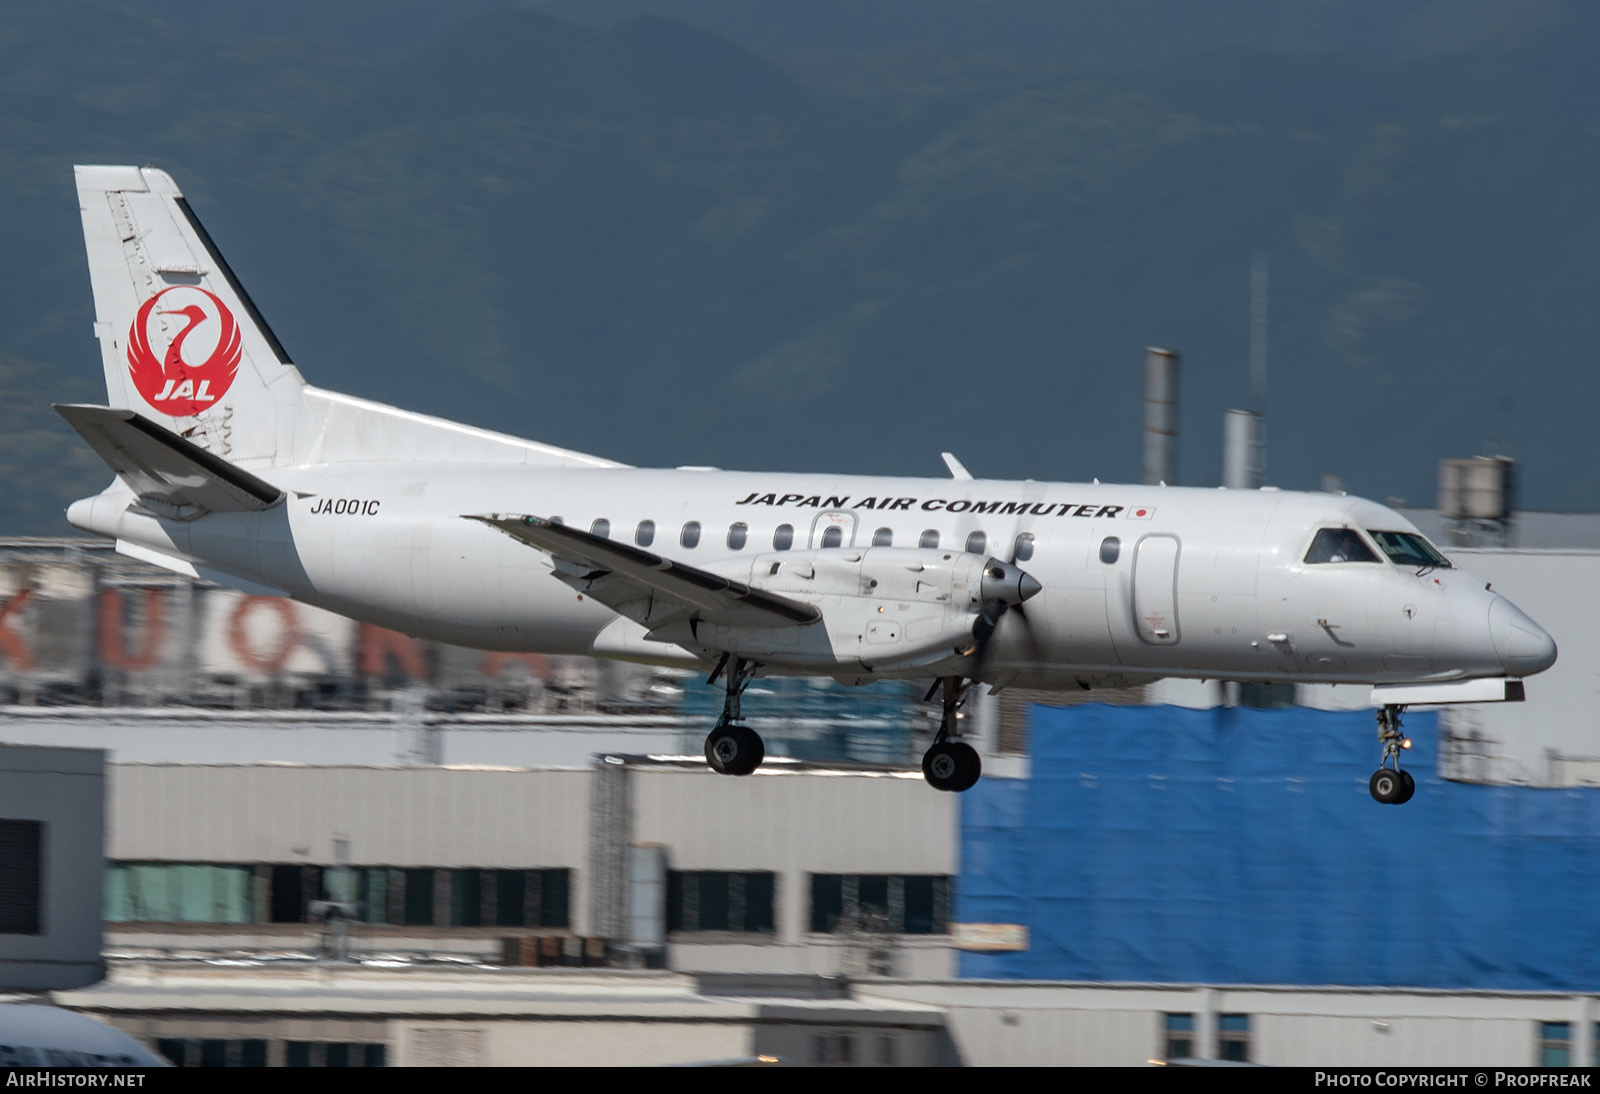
1489, 596, 1557, 676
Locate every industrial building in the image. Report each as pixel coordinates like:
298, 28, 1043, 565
1, 524, 1597, 1066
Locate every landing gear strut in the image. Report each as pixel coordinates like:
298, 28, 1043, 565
922, 676, 982, 792
1369, 703, 1416, 805
704, 654, 764, 777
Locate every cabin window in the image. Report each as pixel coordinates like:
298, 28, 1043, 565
821, 526, 843, 549
1304, 528, 1378, 564
590, 518, 610, 539
773, 524, 794, 551
1099, 537, 1120, 564
919, 530, 940, 549
636, 520, 655, 548
964, 531, 987, 555
1366, 530, 1452, 569
681, 521, 701, 549
548, 516, 564, 526
1014, 533, 1035, 562
727, 523, 748, 550
871, 527, 893, 547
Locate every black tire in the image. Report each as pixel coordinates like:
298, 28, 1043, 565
1395, 770, 1416, 805
923, 742, 982, 792
705, 722, 764, 777
1369, 768, 1404, 804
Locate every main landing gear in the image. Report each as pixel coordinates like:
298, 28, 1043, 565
699, 660, 984, 792
1369, 703, 1416, 805
704, 654, 764, 777
923, 676, 982, 793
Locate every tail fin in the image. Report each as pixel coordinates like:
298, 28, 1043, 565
75, 165, 623, 473
75, 165, 306, 466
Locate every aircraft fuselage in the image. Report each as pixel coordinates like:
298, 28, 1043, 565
71, 462, 1554, 691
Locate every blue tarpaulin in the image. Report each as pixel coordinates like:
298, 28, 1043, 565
958, 704, 1600, 989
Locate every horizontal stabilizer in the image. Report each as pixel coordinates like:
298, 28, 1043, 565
55, 404, 284, 519
468, 513, 821, 631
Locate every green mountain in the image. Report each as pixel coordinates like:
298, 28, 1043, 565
1, 1, 1596, 534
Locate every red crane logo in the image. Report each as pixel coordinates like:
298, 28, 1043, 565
126, 286, 242, 416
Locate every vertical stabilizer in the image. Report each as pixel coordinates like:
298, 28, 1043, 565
75, 165, 306, 467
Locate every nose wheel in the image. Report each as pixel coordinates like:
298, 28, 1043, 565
922, 676, 982, 792
703, 654, 765, 777
1369, 704, 1416, 804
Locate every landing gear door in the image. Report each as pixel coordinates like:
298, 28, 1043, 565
1133, 534, 1181, 645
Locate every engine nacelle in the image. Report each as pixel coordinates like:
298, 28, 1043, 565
673, 547, 1034, 673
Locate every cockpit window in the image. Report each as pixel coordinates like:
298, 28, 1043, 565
1367, 530, 1453, 569
1304, 528, 1379, 564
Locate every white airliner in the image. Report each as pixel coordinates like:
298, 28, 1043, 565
57, 166, 1556, 800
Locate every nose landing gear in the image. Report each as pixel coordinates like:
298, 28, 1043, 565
922, 676, 981, 792
1369, 704, 1415, 804
704, 654, 764, 777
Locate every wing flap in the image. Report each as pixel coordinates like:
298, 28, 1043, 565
468, 513, 821, 631
56, 403, 284, 518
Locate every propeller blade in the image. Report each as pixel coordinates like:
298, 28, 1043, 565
970, 597, 1009, 681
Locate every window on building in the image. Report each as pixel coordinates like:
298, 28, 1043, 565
285, 1042, 387, 1068
773, 524, 794, 551
727, 523, 748, 550
919, 530, 940, 549
1163, 1013, 1194, 1060
1238, 682, 1297, 709
589, 518, 610, 539
1542, 1022, 1572, 1067
681, 521, 701, 548
813, 1032, 856, 1066
402, 868, 435, 926
105, 862, 255, 924
1013, 533, 1035, 562
450, 870, 482, 927
381, 867, 567, 928
0, 820, 42, 934
106, 862, 570, 928
872, 527, 893, 547
667, 871, 775, 933
269, 864, 322, 924
1218, 1014, 1251, 1062
808, 874, 949, 934
158, 1039, 273, 1068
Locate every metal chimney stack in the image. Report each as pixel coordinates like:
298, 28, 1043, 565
1223, 408, 1259, 489
1143, 347, 1179, 485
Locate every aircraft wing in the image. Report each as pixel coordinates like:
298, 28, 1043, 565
55, 404, 284, 518
468, 513, 821, 634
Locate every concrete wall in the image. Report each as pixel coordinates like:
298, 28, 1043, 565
860, 981, 1596, 1067
0, 745, 105, 990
